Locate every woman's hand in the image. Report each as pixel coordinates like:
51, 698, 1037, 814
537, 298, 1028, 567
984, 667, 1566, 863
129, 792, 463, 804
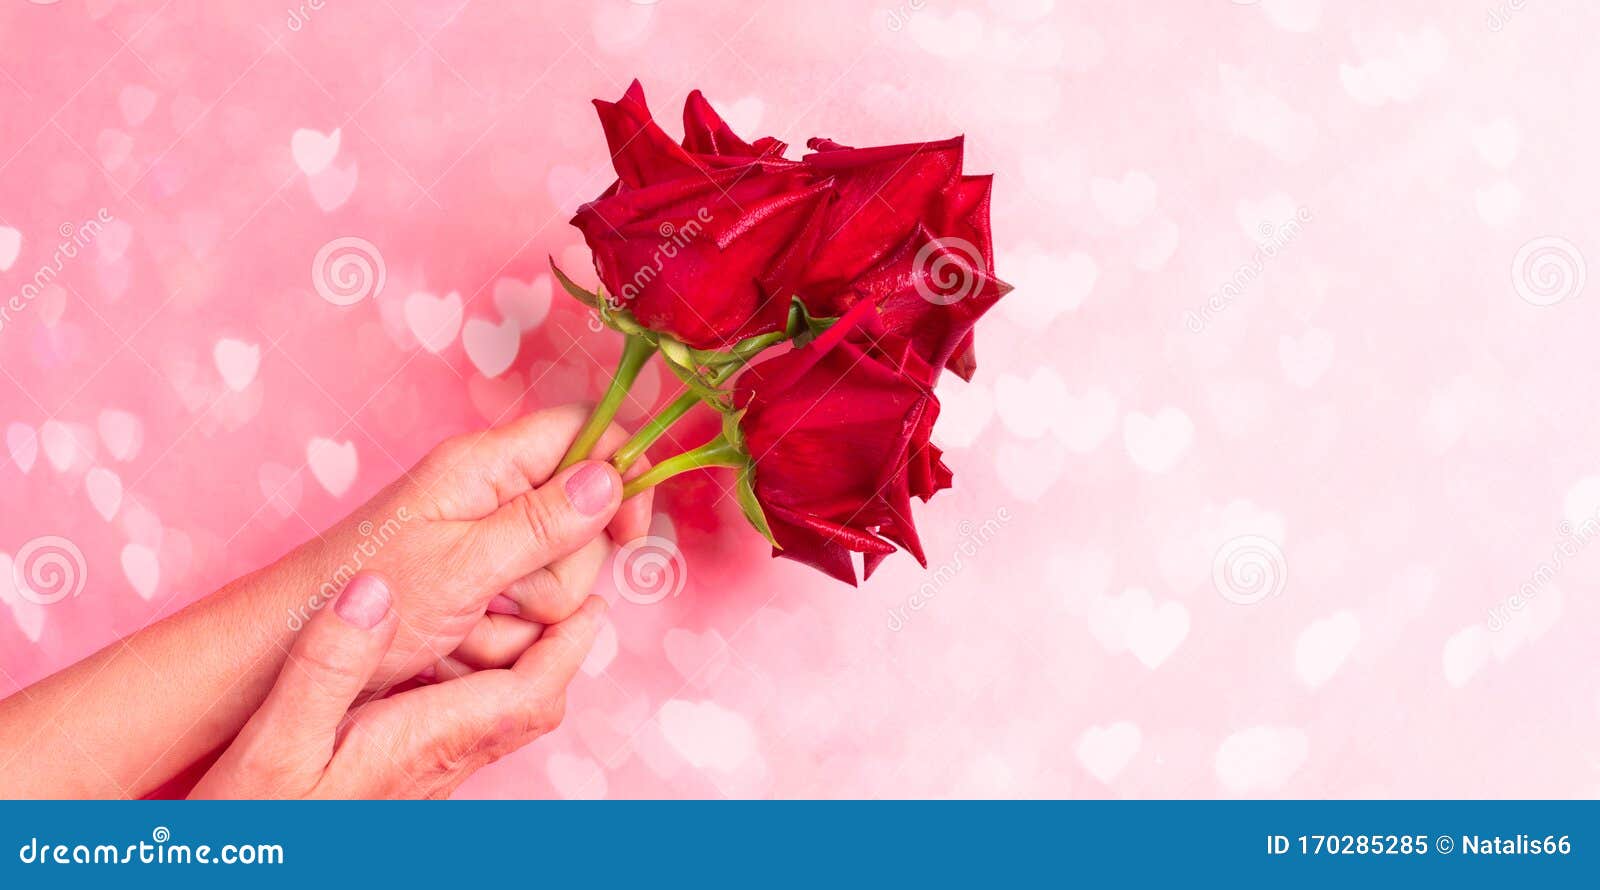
0, 402, 652, 799
192, 573, 605, 799
277, 403, 653, 689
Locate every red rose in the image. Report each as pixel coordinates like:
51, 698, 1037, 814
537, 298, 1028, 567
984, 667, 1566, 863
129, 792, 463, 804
929, 173, 996, 378
843, 222, 1011, 383
592, 81, 791, 190
572, 164, 833, 349
733, 302, 951, 584
682, 89, 787, 161
797, 136, 966, 309
591, 80, 706, 190
797, 137, 1007, 380
575, 83, 832, 349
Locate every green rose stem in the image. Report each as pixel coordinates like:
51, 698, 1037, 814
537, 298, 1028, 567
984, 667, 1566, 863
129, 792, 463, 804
611, 364, 736, 472
620, 434, 744, 500
610, 389, 698, 473
611, 329, 789, 473
557, 334, 658, 471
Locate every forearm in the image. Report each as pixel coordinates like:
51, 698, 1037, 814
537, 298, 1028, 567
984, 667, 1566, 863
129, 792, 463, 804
0, 542, 323, 798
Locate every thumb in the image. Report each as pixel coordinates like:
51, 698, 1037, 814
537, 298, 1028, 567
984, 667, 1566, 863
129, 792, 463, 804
252, 572, 398, 753
464, 460, 621, 592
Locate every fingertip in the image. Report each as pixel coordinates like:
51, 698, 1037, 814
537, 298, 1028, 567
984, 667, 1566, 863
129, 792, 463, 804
560, 596, 608, 648
562, 460, 621, 518
511, 595, 607, 682
608, 490, 653, 543
332, 572, 393, 630
566, 595, 608, 632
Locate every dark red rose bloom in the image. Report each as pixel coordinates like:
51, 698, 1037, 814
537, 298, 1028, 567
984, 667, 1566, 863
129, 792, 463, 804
591, 80, 706, 190
734, 302, 952, 584
843, 223, 1011, 383
682, 89, 787, 161
797, 136, 966, 309
572, 163, 833, 349
592, 81, 791, 190
576, 82, 831, 349
797, 136, 1007, 381
578, 82, 1010, 370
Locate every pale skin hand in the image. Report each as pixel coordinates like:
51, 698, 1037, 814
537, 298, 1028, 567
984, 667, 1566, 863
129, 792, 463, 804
0, 404, 652, 799
191, 573, 607, 800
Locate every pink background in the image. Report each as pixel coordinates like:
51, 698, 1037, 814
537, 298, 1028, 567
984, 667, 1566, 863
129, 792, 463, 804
2, 0, 1595, 798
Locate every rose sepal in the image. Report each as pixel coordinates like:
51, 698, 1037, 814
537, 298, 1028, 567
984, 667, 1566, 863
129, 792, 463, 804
723, 410, 779, 548
550, 258, 601, 309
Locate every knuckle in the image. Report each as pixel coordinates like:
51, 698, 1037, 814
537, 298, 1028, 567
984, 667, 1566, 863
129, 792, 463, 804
511, 569, 572, 623
231, 740, 282, 786
411, 717, 482, 780
517, 493, 566, 552
528, 691, 567, 735
292, 642, 365, 687
419, 435, 472, 475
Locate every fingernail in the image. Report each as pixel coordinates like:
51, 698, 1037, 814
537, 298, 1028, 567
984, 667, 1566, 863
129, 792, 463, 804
565, 461, 617, 516
334, 573, 390, 629
487, 593, 519, 615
